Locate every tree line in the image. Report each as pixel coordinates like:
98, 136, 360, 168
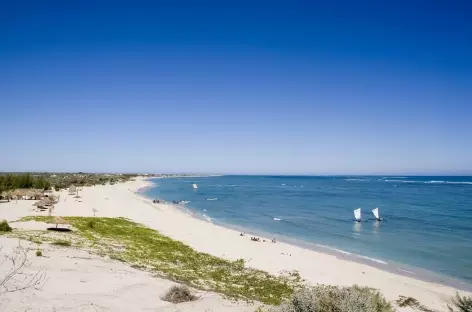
0, 174, 51, 194
0, 173, 138, 195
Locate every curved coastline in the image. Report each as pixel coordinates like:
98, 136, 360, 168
140, 178, 472, 293
3, 177, 469, 311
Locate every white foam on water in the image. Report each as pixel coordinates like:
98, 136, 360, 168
315, 244, 387, 264
202, 214, 213, 223
384, 179, 472, 185
398, 268, 416, 275
357, 255, 388, 265
315, 244, 352, 255
273, 217, 281, 221
207, 198, 218, 201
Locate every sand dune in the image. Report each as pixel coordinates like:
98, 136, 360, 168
0, 236, 254, 312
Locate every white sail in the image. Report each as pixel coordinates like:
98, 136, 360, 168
372, 207, 380, 220
192, 183, 198, 189
354, 208, 361, 221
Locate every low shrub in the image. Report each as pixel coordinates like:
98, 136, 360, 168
52, 239, 71, 247
86, 220, 95, 229
0, 220, 12, 232
396, 296, 435, 312
36, 249, 43, 257
449, 292, 472, 312
162, 285, 198, 304
396, 296, 420, 308
269, 285, 395, 312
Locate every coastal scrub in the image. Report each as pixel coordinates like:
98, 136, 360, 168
20, 216, 301, 304
162, 285, 198, 303
0, 220, 12, 232
449, 292, 472, 312
269, 285, 395, 312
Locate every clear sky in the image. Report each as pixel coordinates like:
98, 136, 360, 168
1, 1, 471, 175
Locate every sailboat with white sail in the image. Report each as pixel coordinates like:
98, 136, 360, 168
353, 208, 362, 222
372, 207, 382, 221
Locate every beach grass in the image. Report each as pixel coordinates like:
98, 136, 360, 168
51, 239, 72, 246
19, 216, 301, 304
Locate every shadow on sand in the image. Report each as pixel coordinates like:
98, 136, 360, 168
47, 227, 72, 232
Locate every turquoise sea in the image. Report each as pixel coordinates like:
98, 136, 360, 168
143, 175, 472, 288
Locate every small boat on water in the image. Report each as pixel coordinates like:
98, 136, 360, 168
353, 208, 362, 222
192, 183, 198, 189
372, 207, 382, 221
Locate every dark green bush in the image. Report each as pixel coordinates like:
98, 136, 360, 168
0, 220, 12, 232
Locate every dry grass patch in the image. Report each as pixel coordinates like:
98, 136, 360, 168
269, 285, 395, 312
162, 285, 198, 303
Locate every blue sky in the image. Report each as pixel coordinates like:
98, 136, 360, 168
1, 1, 471, 174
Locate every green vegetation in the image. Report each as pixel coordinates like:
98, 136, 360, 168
269, 285, 395, 312
86, 220, 96, 229
26, 235, 43, 244
47, 173, 138, 190
0, 172, 138, 198
36, 248, 43, 257
52, 239, 72, 247
0, 220, 12, 232
20, 216, 301, 304
0, 173, 51, 196
449, 292, 472, 312
396, 296, 435, 312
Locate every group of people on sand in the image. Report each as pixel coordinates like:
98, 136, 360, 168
152, 199, 186, 205
153, 199, 186, 204
240, 233, 276, 243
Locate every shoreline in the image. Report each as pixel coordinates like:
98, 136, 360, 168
2, 177, 471, 311
193, 211, 472, 292
140, 178, 472, 292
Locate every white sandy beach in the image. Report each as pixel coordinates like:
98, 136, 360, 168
1, 177, 470, 311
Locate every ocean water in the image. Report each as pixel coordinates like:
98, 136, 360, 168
143, 175, 472, 286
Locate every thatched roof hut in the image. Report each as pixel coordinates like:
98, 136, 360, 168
32, 197, 56, 208
9, 189, 43, 200
47, 216, 70, 229
43, 197, 57, 205
68, 185, 77, 195
46, 194, 58, 203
